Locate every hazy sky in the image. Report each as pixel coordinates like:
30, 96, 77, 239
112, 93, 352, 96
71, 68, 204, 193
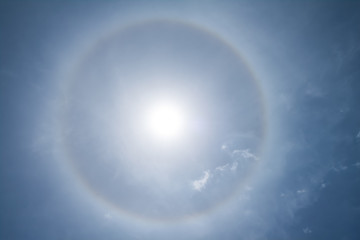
1, 1, 360, 239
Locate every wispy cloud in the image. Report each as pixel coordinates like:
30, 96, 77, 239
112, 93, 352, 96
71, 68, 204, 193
191, 147, 260, 192
230, 161, 238, 171
215, 163, 229, 172
303, 227, 312, 234
332, 164, 348, 172
232, 149, 259, 161
297, 189, 306, 194
222, 143, 260, 163
192, 170, 210, 191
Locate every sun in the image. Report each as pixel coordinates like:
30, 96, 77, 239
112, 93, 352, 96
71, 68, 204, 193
146, 101, 186, 140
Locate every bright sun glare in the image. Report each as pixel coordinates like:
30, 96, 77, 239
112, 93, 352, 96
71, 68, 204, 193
146, 101, 185, 140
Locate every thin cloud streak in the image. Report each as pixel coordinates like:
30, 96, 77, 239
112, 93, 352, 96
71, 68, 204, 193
192, 170, 210, 191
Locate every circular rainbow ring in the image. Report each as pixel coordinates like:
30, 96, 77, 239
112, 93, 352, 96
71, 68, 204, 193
55, 18, 269, 225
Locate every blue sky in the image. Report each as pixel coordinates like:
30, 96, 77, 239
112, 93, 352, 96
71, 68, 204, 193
1, 1, 360, 239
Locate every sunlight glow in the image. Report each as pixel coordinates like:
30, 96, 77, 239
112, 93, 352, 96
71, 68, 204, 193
146, 101, 186, 140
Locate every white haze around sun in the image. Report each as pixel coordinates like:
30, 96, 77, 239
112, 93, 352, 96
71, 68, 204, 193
146, 100, 186, 141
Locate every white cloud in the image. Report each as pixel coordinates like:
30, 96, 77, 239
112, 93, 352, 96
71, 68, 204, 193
333, 164, 348, 172
303, 227, 312, 234
297, 189, 306, 194
230, 161, 238, 171
191, 148, 259, 192
192, 170, 210, 191
232, 149, 259, 161
215, 163, 229, 172
340, 165, 348, 170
